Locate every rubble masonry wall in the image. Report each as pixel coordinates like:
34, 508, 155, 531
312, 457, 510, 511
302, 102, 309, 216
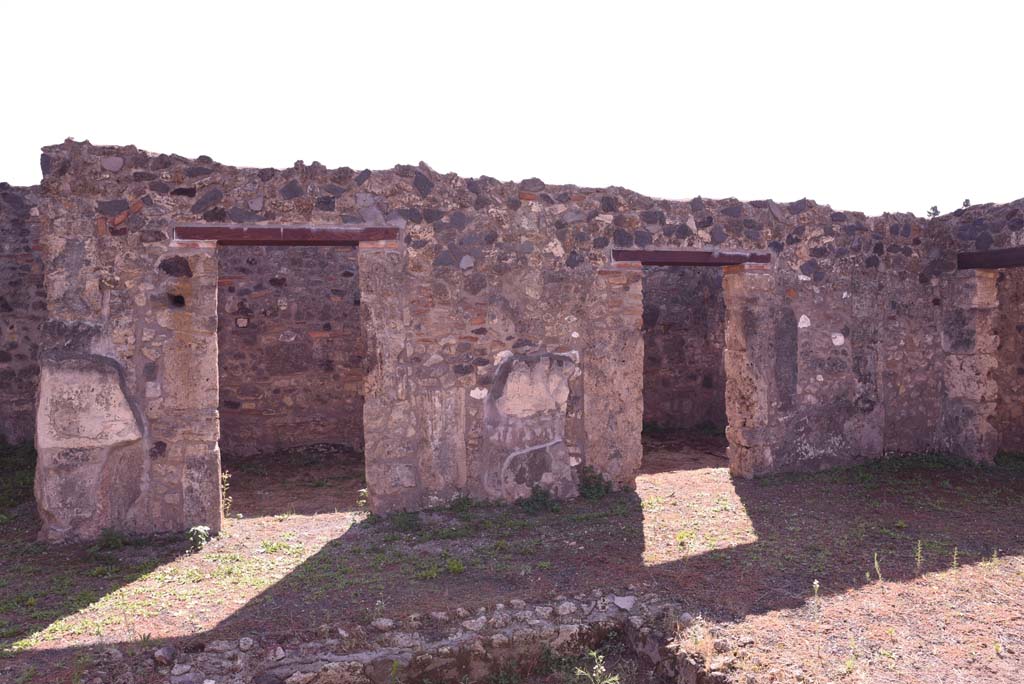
26, 140, 1017, 538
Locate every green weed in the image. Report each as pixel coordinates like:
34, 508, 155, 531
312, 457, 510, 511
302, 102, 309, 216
187, 525, 211, 551
517, 486, 561, 514
389, 511, 421, 533
220, 469, 232, 516
578, 466, 611, 500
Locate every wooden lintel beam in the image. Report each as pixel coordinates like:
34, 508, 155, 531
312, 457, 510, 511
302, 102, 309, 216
174, 224, 398, 246
612, 249, 772, 267
957, 245, 1024, 270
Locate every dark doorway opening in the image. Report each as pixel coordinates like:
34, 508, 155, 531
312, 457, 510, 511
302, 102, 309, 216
640, 265, 728, 472
216, 244, 367, 516
177, 223, 395, 517
615, 248, 768, 474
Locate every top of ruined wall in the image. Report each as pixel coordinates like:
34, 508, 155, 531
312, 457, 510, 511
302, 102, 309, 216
31, 139, 1024, 319
30, 139, 1024, 311
30, 138, 1024, 378
33, 137, 942, 386
931, 200, 1024, 253
35, 138, 937, 268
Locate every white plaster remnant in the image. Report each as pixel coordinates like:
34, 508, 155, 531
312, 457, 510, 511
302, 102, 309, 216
816, 374, 824, 382
470, 387, 488, 400
37, 361, 142, 450
494, 350, 513, 366
798, 314, 811, 328
798, 275, 811, 282
571, 331, 580, 339
842, 291, 850, 299
496, 359, 574, 418
831, 332, 845, 346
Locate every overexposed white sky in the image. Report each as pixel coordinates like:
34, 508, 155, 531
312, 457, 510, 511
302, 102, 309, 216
2, 1, 1021, 216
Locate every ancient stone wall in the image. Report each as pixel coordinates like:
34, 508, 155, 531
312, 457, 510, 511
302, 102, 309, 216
0, 185, 44, 445
641, 266, 726, 432
930, 201, 1024, 456
34, 146, 222, 541
29, 139, 1019, 538
217, 245, 364, 457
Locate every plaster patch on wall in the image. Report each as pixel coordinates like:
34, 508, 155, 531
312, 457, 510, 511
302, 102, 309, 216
36, 356, 143, 450
493, 356, 575, 419
483, 352, 581, 500
501, 439, 574, 500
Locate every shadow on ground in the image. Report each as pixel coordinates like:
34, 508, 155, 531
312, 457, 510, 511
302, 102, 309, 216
4, 433, 1024, 680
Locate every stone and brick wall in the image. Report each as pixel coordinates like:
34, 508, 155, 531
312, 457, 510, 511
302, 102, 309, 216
217, 245, 364, 457
641, 266, 726, 432
25, 139, 1023, 540
0, 185, 44, 445
931, 201, 1024, 454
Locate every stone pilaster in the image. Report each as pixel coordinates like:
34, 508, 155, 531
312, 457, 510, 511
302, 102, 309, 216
357, 240, 428, 512
722, 263, 776, 477
34, 238, 222, 541
940, 269, 999, 462
583, 262, 644, 488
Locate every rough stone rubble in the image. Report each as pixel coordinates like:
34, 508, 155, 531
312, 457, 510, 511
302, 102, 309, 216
74, 589, 726, 684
